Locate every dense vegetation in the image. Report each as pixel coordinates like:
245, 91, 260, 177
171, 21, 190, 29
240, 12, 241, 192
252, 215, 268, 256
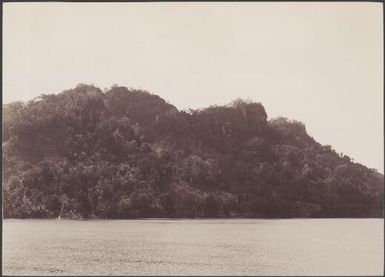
3, 84, 383, 218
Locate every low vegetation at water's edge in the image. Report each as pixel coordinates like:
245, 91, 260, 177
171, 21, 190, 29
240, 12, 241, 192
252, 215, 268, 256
2, 84, 383, 218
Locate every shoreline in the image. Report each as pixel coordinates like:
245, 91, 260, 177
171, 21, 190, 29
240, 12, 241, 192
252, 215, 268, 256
3, 217, 384, 221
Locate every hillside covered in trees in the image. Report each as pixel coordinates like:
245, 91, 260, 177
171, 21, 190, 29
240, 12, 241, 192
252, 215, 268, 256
3, 84, 383, 218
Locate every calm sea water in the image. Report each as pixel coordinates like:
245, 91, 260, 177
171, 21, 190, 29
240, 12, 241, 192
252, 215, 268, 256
2, 219, 383, 276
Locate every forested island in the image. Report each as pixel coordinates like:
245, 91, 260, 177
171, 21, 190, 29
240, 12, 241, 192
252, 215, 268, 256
3, 84, 383, 219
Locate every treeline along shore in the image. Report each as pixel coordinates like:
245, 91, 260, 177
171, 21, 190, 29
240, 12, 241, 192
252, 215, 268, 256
2, 84, 383, 219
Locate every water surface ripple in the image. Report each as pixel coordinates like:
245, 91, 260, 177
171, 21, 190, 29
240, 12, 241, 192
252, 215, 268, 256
3, 219, 383, 275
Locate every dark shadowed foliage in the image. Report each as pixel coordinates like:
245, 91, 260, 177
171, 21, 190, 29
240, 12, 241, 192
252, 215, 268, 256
2, 84, 383, 218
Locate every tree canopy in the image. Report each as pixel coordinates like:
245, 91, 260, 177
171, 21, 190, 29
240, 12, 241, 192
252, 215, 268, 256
2, 84, 383, 218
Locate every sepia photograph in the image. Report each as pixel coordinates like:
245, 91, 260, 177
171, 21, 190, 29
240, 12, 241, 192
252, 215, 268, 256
2, 1, 384, 276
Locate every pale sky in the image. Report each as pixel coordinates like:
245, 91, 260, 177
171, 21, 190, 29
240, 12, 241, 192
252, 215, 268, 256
2, 2, 383, 172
